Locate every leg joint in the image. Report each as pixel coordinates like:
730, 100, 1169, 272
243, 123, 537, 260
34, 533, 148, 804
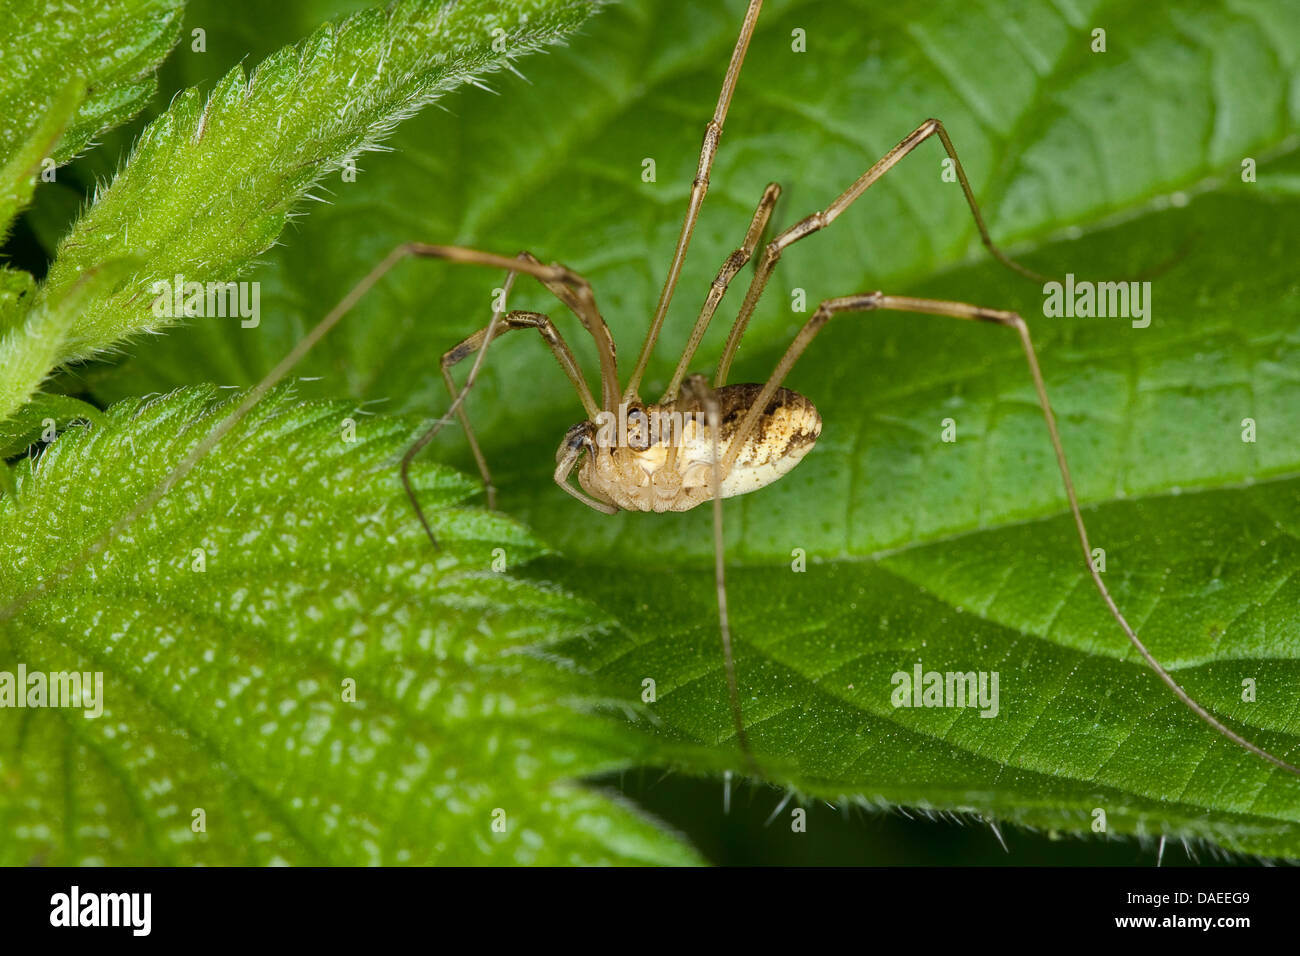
717, 248, 749, 282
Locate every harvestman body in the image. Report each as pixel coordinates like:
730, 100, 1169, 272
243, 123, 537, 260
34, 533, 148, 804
10, 0, 1298, 778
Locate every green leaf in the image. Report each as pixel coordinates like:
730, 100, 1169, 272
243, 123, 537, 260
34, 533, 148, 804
0, 386, 698, 865
0, 79, 82, 244
0, 392, 107, 459
14, 0, 1300, 860
533, 469, 1300, 858
28, 0, 605, 379
87, 0, 1300, 415
0, 0, 184, 168
0, 258, 139, 425
0, 268, 36, 335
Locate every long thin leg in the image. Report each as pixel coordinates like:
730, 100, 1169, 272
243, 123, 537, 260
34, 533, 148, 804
405, 244, 620, 411
714, 118, 1049, 386
660, 182, 781, 404
726, 290, 1300, 778
512, 250, 620, 411
445, 307, 602, 487
401, 308, 600, 548
421, 262, 525, 514
622, 0, 766, 404
0, 241, 614, 623
679, 373, 757, 773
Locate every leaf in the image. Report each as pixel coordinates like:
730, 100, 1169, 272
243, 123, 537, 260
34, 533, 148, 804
0, 258, 140, 426
17, 0, 1300, 860
86, 0, 1300, 415
0, 268, 36, 335
11, 0, 605, 415
0, 0, 184, 168
534, 469, 1300, 858
0, 79, 82, 244
0, 392, 107, 459
0, 386, 699, 865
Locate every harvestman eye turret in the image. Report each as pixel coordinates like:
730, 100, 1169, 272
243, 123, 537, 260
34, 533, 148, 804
9, 0, 1298, 780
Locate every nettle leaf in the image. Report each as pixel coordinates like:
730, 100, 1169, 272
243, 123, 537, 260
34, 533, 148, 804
88, 0, 1299, 413
1, 0, 604, 422
0, 0, 184, 172
0, 79, 81, 244
535, 469, 1300, 858
0, 258, 140, 426
0, 386, 697, 865
0, 392, 107, 459
17, 0, 1300, 859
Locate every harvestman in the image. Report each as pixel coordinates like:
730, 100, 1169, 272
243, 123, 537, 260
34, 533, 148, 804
9, 0, 1298, 778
